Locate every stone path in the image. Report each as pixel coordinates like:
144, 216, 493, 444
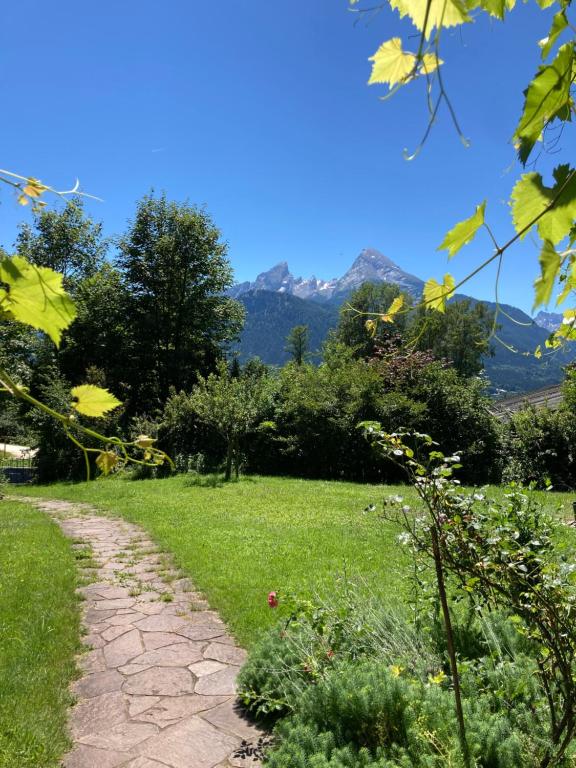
19, 497, 264, 768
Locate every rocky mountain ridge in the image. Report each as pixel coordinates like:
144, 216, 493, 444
230, 248, 424, 303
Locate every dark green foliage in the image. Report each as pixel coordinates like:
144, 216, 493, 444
285, 325, 310, 365
116, 193, 245, 411
16, 197, 107, 288
237, 290, 339, 365
336, 282, 411, 359
405, 364, 502, 484
501, 405, 576, 489
409, 300, 493, 378
264, 661, 535, 768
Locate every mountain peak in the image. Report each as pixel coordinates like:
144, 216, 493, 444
230, 248, 424, 302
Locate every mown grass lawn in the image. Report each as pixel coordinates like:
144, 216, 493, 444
14, 475, 573, 648
0, 500, 81, 768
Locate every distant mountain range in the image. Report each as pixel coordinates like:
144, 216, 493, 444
230, 248, 424, 303
231, 249, 574, 395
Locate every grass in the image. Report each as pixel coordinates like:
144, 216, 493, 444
13, 475, 574, 648
0, 500, 81, 768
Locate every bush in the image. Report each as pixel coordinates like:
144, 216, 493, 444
265, 660, 535, 768
501, 405, 576, 489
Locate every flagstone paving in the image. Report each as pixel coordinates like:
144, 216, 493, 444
18, 497, 265, 768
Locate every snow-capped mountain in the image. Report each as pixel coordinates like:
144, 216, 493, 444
230, 248, 424, 303
534, 311, 563, 332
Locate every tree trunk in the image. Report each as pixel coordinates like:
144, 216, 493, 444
225, 439, 233, 481
430, 525, 470, 768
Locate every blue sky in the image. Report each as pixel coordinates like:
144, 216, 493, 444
1, 1, 566, 313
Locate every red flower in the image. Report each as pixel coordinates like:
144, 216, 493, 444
326, 649, 335, 659
268, 591, 278, 608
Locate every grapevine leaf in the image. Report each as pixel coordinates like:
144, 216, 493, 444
539, 11, 568, 60
535, 0, 556, 9
423, 274, 456, 312
368, 39, 416, 86
511, 166, 576, 245
419, 53, 443, 74
381, 295, 404, 322
71, 384, 122, 417
389, 0, 470, 37
438, 201, 486, 258
478, 0, 506, 20
96, 450, 119, 476
515, 43, 574, 164
0, 255, 77, 345
135, 434, 155, 449
533, 240, 561, 309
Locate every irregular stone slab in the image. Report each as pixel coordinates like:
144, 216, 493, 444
132, 643, 204, 668
200, 700, 263, 741
123, 667, 196, 696
102, 625, 133, 642
82, 632, 105, 649
79, 721, 158, 751
135, 716, 239, 768
93, 598, 136, 610
136, 602, 166, 616
134, 694, 229, 728
123, 758, 168, 768
142, 631, 189, 651
108, 611, 147, 626
71, 691, 127, 739
134, 615, 188, 633
79, 648, 107, 674
94, 586, 133, 599
127, 695, 161, 717
118, 663, 153, 676
86, 608, 117, 623
73, 669, 124, 698
64, 744, 131, 768
104, 629, 144, 668
204, 643, 247, 666
176, 625, 226, 642
195, 666, 238, 696
188, 660, 227, 678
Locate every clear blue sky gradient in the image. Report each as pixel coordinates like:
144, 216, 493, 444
1, 1, 567, 312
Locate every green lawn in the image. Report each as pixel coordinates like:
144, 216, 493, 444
13, 475, 574, 648
0, 500, 81, 768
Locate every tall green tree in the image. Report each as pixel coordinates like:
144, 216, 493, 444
15, 197, 107, 288
285, 325, 310, 365
116, 193, 245, 410
337, 282, 411, 359
408, 300, 494, 378
58, 264, 130, 395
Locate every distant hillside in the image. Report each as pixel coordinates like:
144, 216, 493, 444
232, 249, 575, 394
236, 290, 339, 364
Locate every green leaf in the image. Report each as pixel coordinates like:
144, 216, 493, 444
423, 274, 456, 312
0, 256, 76, 346
438, 201, 486, 258
533, 240, 561, 309
368, 39, 416, 87
381, 295, 404, 322
539, 11, 568, 60
389, 0, 470, 37
96, 450, 119, 476
478, 0, 506, 20
71, 384, 122, 417
511, 166, 576, 245
515, 43, 574, 164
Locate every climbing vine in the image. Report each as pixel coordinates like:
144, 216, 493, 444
350, 0, 575, 353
